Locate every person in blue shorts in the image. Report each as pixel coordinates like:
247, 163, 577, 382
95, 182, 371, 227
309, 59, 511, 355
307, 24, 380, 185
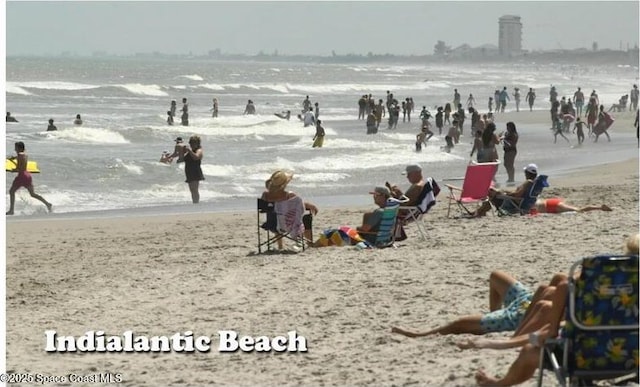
391, 271, 563, 337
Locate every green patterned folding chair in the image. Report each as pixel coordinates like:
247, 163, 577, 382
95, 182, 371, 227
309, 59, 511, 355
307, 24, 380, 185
537, 254, 639, 387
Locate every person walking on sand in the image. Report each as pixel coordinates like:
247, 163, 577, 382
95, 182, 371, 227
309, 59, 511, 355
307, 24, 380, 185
552, 118, 571, 144
312, 120, 325, 148
502, 122, 519, 185
6, 141, 52, 215
183, 135, 204, 204
525, 88, 536, 111
573, 117, 587, 146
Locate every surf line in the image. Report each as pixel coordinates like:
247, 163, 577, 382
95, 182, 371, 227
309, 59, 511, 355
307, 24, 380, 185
44, 330, 307, 353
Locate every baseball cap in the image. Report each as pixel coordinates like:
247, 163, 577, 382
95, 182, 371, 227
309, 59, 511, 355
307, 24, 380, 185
369, 186, 391, 196
524, 163, 538, 174
175, 137, 183, 143
401, 164, 422, 175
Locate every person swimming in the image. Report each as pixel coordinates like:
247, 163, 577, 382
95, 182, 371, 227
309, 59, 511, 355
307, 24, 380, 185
275, 110, 291, 120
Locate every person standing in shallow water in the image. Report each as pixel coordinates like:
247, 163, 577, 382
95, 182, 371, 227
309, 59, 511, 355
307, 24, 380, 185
181, 98, 189, 126
312, 119, 325, 148
183, 135, 204, 203
525, 88, 536, 112
6, 141, 52, 215
170, 100, 177, 120
47, 119, 57, 131
211, 98, 219, 118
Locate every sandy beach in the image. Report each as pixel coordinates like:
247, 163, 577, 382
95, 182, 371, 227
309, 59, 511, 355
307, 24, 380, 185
5, 109, 639, 386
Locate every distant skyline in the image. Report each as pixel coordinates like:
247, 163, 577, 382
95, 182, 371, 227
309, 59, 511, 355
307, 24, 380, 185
6, 1, 640, 57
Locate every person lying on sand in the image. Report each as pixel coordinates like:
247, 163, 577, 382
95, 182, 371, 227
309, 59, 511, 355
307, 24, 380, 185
391, 270, 565, 338
473, 233, 639, 386
534, 198, 612, 214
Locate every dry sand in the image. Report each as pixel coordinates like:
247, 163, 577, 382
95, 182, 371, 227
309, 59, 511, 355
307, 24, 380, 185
5, 111, 640, 386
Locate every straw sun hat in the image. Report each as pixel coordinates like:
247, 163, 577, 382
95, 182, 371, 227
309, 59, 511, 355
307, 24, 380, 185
267, 170, 293, 191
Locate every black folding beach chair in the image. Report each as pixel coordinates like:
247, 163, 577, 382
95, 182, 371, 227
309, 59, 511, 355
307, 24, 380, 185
257, 198, 311, 253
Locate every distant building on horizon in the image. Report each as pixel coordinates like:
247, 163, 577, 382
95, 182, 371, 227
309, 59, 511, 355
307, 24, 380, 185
498, 15, 522, 57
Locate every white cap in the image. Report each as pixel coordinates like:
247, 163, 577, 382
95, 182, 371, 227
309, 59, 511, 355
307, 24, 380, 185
524, 163, 538, 174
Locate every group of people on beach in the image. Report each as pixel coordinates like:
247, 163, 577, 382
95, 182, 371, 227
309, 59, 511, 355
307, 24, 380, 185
8, 81, 636, 212
391, 232, 638, 386
257, 159, 627, 386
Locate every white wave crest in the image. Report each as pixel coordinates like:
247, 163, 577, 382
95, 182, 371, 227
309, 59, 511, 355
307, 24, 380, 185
13, 81, 100, 91
179, 74, 204, 81
5, 84, 32, 95
117, 83, 168, 96
39, 127, 129, 144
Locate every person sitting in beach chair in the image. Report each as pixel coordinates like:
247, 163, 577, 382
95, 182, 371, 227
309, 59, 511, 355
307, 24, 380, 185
258, 170, 318, 253
473, 234, 639, 387
470, 163, 544, 217
313, 186, 399, 249
387, 164, 428, 213
394, 176, 439, 240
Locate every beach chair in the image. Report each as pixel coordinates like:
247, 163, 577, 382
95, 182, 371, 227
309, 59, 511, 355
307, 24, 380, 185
496, 174, 549, 216
257, 197, 311, 253
398, 177, 440, 240
359, 200, 400, 248
537, 254, 639, 387
445, 161, 499, 218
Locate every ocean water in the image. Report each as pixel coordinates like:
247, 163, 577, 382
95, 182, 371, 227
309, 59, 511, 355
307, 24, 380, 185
5, 57, 639, 217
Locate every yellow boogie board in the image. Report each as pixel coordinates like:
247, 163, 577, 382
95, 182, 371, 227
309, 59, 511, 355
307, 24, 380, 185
5, 158, 40, 173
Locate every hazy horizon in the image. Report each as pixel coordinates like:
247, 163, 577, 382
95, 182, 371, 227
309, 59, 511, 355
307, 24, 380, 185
6, 1, 640, 57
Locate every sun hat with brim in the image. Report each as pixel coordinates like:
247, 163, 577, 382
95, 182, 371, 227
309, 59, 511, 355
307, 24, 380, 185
369, 186, 391, 196
268, 171, 293, 191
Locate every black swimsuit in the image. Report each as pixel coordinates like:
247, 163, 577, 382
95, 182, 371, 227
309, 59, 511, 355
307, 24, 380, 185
184, 149, 204, 183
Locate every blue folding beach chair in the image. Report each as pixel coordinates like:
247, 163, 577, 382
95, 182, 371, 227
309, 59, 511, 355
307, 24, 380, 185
497, 174, 549, 216
359, 200, 400, 248
537, 254, 639, 387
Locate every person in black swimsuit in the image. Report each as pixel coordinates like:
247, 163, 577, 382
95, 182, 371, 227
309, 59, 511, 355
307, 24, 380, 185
183, 135, 204, 203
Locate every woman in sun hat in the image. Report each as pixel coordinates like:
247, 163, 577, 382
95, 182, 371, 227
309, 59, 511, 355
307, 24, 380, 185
262, 170, 318, 246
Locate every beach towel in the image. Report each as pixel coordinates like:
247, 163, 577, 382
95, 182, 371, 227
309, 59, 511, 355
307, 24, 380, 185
274, 196, 305, 239
593, 112, 615, 135
314, 226, 368, 247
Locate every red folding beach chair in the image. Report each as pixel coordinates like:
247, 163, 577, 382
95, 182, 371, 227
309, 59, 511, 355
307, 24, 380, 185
445, 161, 499, 218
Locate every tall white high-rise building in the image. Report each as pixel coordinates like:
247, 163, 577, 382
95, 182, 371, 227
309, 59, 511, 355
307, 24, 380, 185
498, 15, 522, 56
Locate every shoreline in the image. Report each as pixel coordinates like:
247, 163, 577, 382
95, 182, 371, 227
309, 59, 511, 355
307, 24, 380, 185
7, 156, 638, 223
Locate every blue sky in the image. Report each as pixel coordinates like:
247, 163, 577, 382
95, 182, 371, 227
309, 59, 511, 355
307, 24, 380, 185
6, 1, 639, 56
